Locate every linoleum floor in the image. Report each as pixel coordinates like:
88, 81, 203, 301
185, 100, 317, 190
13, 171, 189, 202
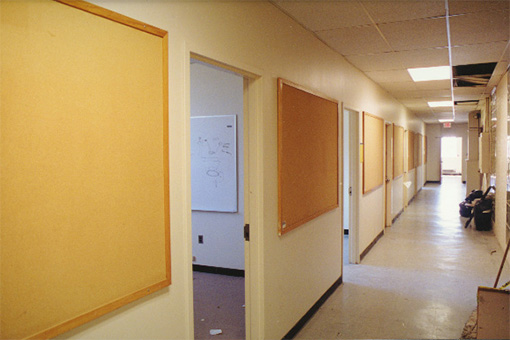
296, 176, 510, 339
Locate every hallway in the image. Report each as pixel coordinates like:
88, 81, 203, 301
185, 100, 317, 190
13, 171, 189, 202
296, 176, 510, 339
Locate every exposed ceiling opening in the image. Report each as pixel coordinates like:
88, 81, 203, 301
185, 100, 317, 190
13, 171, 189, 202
453, 62, 498, 87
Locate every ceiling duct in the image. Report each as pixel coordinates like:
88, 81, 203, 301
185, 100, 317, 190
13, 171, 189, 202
453, 62, 497, 87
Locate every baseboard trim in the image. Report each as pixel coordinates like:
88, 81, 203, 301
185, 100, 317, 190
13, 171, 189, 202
192, 264, 245, 277
392, 209, 404, 224
282, 275, 343, 339
426, 180, 441, 184
360, 230, 384, 261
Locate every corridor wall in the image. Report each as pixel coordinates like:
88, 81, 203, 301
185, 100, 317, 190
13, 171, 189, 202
3, 1, 425, 339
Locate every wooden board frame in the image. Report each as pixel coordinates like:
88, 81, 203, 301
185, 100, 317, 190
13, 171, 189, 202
362, 112, 384, 194
393, 124, 404, 179
1, 1, 170, 339
277, 78, 339, 235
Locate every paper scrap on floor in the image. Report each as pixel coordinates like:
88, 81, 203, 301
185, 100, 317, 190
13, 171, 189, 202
210, 329, 222, 336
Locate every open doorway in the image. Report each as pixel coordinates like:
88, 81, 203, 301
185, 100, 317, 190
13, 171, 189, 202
441, 137, 462, 177
190, 59, 245, 339
343, 108, 360, 265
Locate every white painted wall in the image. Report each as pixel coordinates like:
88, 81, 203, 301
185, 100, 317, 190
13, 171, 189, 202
406, 169, 416, 204
494, 72, 509, 251
426, 124, 442, 182
51, 1, 426, 339
190, 61, 244, 270
392, 176, 404, 219
416, 165, 424, 193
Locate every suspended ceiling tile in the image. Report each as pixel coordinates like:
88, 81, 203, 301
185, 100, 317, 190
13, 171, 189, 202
362, 1, 445, 24
449, 0, 509, 15
399, 99, 430, 110
365, 69, 413, 83
414, 89, 453, 99
273, 1, 371, 31
452, 41, 509, 66
390, 88, 451, 99
502, 41, 510, 62
376, 81, 418, 93
346, 48, 449, 72
454, 87, 485, 97
317, 25, 391, 55
396, 48, 450, 69
423, 117, 440, 123
379, 17, 448, 50
432, 107, 454, 114
415, 79, 452, 90
449, 11, 509, 46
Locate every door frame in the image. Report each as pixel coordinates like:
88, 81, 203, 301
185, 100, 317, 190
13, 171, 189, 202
189, 52, 262, 340
385, 123, 392, 227
343, 107, 360, 264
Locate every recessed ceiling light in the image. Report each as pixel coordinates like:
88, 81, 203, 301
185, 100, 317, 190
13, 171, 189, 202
438, 119, 454, 123
408, 66, 451, 82
428, 101, 454, 107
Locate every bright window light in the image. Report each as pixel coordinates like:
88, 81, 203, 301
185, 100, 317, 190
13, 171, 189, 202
428, 101, 454, 107
407, 66, 451, 82
438, 119, 454, 123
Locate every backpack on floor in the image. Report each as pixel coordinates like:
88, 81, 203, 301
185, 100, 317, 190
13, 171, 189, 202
473, 194, 494, 231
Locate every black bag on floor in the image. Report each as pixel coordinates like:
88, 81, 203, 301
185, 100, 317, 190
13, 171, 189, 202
473, 194, 494, 231
464, 186, 495, 229
459, 201, 473, 217
466, 189, 484, 202
459, 190, 483, 217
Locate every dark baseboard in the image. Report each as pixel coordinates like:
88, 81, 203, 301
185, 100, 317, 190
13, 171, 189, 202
282, 275, 343, 339
392, 209, 404, 224
426, 180, 441, 184
360, 230, 384, 261
193, 264, 244, 277
344, 229, 349, 235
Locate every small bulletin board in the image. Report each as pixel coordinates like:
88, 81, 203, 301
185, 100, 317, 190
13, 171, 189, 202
1, 1, 170, 339
277, 78, 339, 235
423, 136, 427, 164
393, 125, 404, 179
362, 112, 384, 194
408, 131, 415, 170
416, 133, 423, 166
191, 115, 238, 212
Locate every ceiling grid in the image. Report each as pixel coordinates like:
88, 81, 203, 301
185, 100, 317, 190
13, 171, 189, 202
273, 0, 510, 123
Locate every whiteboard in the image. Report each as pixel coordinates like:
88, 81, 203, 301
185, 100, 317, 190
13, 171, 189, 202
191, 115, 237, 212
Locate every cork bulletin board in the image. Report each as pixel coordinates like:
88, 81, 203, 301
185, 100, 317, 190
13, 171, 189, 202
1, 1, 170, 338
393, 125, 404, 179
408, 131, 415, 170
362, 112, 384, 194
277, 78, 339, 235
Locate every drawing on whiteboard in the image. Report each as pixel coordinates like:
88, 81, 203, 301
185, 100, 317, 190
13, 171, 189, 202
190, 115, 237, 212
195, 136, 233, 188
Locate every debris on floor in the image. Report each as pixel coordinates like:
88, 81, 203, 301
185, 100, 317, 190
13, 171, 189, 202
209, 329, 222, 336
460, 309, 477, 339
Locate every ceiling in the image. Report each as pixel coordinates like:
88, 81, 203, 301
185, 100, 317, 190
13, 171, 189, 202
272, 0, 510, 123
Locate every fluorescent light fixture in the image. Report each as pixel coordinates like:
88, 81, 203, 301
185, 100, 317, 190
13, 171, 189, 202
407, 66, 451, 82
438, 119, 454, 123
428, 101, 454, 107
